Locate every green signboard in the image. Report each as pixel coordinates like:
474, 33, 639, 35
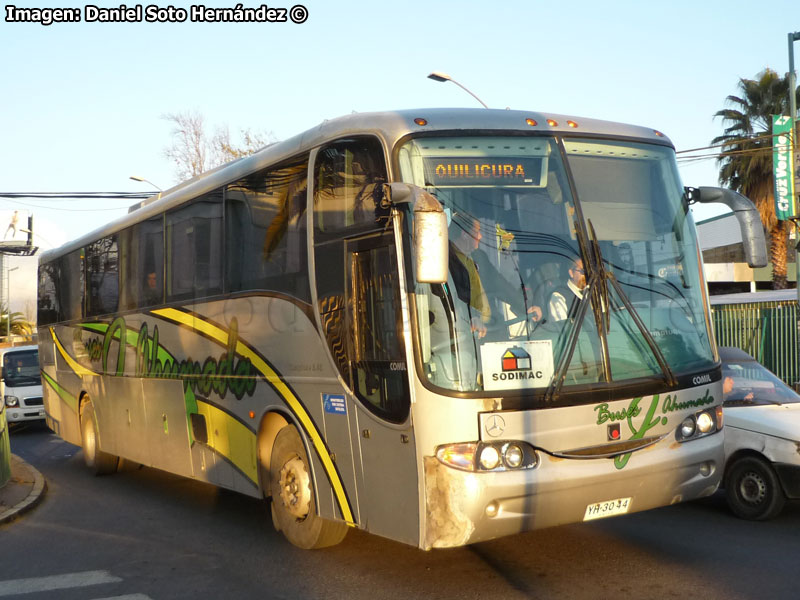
773, 115, 796, 221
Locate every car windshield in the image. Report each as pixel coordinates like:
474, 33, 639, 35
3, 350, 41, 387
722, 360, 800, 406
399, 135, 715, 396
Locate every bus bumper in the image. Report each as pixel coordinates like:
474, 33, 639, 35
422, 432, 723, 549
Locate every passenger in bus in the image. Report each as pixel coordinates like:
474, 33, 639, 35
546, 257, 586, 322
144, 271, 161, 305
617, 243, 634, 273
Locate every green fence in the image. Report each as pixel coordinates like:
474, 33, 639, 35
711, 298, 799, 387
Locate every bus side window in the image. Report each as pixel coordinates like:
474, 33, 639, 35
225, 156, 310, 301
59, 250, 84, 322
85, 235, 119, 317
38, 261, 61, 325
166, 190, 223, 302
120, 217, 164, 310
313, 137, 389, 235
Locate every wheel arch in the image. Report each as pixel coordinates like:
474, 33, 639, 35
78, 390, 91, 421
256, 410, 290, 497
723, 448, 770, 487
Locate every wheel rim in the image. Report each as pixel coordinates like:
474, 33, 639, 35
278, 455, 311, 520
738, 470, 767, 505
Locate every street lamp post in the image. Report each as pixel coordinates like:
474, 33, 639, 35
6, 266, 18, 345
129, 175, 163, 203
427, 71, 489, 109
129, 175, 163, 191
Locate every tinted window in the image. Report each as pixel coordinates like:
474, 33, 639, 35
3, 350, 40, 387
38, 260, 60, 325
58, 250, 84, 322
166, 190, 223, 302
314, 137, 389, 236
120, 217, 164, 310
226, 157, 310, 301
85, 236, 119, 316
350, 241, 409, 422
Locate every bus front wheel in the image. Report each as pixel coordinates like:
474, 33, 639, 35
80, 396, 119, 475
269, 425, 347, 549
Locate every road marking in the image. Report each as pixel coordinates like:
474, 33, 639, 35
94, 595, 153, 600
0, 570, 122, 596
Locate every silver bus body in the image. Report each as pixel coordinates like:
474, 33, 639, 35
39, 109, 725, 549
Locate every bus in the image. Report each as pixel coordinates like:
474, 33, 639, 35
2, 345, 44, 423
38, 108, 766, 550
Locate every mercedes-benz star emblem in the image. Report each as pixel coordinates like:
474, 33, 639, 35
484, 414, 506, 438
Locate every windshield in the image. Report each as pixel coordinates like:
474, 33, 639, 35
3, 350, 41, 387
399, 135, 715, 395
722, 360, 800, 406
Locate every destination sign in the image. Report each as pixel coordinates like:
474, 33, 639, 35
424, 157, 545, 186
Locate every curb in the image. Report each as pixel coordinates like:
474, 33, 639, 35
0, 455, 47, 525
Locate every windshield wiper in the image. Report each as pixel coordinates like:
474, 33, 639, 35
545, 219, 678, 402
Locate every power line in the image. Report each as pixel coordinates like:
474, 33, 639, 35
676, 131, 781, 154
0, 191, 155, 213
0, 192, 154, 199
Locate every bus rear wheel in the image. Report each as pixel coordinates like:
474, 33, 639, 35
269, 425, 348, 549
80, 396, 119, 475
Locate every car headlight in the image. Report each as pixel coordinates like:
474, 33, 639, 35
4, 395, 19, 408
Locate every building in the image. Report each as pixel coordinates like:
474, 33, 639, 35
696, 212, 796, 295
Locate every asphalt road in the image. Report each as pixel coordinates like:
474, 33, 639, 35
2, 422, 799, 600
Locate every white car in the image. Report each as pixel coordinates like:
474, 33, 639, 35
721, 346, 800, 520
1, 345, 44, 424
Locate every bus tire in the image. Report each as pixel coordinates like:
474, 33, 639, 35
80, 397, 119, 475
725, 455, 785, 521
269, 425, 348, 549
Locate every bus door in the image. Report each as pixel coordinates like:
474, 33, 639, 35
313, 137, 419, 545
345, 232, 419, 545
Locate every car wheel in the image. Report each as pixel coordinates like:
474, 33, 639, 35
80, 396, 119, 475
725, 455, 785, 520
269, 425, 348, 549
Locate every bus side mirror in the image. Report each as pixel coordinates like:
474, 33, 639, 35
385, 183, 449, 284
688, 186, 768, 268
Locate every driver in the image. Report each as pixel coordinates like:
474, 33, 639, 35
547, 257, 587, 323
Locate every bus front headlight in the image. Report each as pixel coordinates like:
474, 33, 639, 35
436, 441, 538, 472
676, 407, 720, 442
479, 445, 501, 470
4, 395, 18, 408
696, 411, 714, 434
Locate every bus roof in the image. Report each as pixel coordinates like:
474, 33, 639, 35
40, 108, 674, 262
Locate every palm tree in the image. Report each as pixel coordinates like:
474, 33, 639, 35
0, 303, 33, 339
712, 68, 800, 289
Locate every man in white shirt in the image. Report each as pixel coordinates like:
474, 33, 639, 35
548, 257, 586, 322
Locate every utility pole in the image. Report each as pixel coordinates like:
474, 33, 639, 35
790, 31, 800, 387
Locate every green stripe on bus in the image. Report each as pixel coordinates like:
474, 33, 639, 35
41, 369, 79, 414
151, 306, 355, 525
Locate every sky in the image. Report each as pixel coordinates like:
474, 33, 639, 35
1, 0, 798, 319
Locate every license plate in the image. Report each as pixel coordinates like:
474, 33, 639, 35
583, 497, 631, 521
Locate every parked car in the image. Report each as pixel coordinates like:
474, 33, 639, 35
720, 346, 800, 520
